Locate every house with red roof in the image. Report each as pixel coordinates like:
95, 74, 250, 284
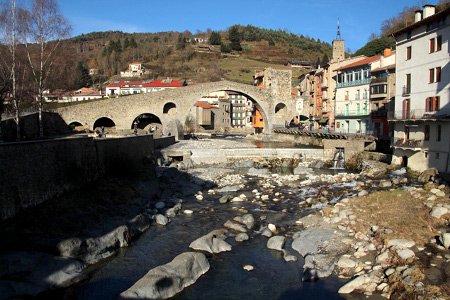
105, 79, 184, 96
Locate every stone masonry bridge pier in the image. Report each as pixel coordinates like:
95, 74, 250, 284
57, 80, 297, 139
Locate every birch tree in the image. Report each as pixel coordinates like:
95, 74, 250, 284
0, 0, 20, 141
20, 0, 70, 137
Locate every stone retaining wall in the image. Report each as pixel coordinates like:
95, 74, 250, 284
189, 148, 325, 165
0, 135, 174, 220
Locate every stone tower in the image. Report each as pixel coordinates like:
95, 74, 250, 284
332, 19, 345, 62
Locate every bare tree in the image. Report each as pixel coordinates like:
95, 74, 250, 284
0, 0, 21, 141
20, 0, 71, 137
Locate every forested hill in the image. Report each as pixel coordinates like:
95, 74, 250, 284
61, 25, 331, 88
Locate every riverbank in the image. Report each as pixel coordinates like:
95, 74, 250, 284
0, 138, 449, 299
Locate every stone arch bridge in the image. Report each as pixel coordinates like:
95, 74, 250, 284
57, 80, 297, 138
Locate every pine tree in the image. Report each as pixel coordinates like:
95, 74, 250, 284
209, 31, 221, 45
228, 26, 242, 51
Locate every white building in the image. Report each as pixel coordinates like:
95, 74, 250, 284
105, 79, 184, 96
391, 5, 450, 173
334, 56, 380, 134
120, 62, 146, 78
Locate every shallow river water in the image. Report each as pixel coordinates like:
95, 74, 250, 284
41, 139, 369, 300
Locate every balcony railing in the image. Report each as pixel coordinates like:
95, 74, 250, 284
336, 78, 370, 88
394, 138, 423, 149
370, 109, 388, 117
335, 109, 370, 117
389, 109, 447, 120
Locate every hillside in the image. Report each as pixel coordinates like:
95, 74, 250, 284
60, 25, 331, 88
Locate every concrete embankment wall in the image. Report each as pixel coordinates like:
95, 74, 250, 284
0, 135, 174, 220
190, 148, 325, 165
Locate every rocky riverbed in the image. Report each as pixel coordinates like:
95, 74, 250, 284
0, 138, 449, 299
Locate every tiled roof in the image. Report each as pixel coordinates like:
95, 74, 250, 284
336, 55, 382, 71
143, 79, 184, 88
194, 101, 217, 109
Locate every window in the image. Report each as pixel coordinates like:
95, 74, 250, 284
437, 124, 441, 141
424, 125, 430, 141
436, 152, 440, 159
429, 68, 435, 83
406, 46, 411, 60
436, 36, 442, 51
404, 74, 411, 94
429, 67, 441, 83
429, 38, 435, 53
426, 96, 440, 112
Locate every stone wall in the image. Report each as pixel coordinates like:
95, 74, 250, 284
323, 139, 366, 161
0, 135, 171, 220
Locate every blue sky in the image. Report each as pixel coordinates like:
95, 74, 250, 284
59, 0, 437, 52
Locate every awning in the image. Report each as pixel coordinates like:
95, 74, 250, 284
318, 118, 329, 123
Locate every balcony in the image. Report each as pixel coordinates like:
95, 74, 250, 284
393, 138, 423, 150
336, 78, 370, 88
402, 85, 411, 96
335, 109, 370, 117
389, 109, 448, 121
370, 77, 387, 84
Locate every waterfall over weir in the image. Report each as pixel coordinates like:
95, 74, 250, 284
331, 148, 345, 169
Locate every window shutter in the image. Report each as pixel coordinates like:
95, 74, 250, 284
436, 36, 442, 51
436, 67, 441, 82
436, 96, 440, 111
426, 97, 431, 112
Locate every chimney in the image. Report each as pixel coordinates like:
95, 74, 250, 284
423, 4, 436, 19
383, 48, 392, 57
415, 10, 422, 23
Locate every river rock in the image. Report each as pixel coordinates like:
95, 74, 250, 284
261, 228, 273, 237
268, 224, 277, 233
128, 214, 151, 236
418, 168, 438, 183
243, 265, 254, 271
338, 274, 371, 294
233, 214, 255, 230
224, 220, 247, 233
309, 160, 325, 169
358, 190, 368, 197
57, 238, 82, 258
387, 239, 415, 249
165, 203, 182, 218
0, 251, 85, 298
189, 229, 231, 254
267, 236, 286, 251
303, 254, 336, 280
183, 209, 193, 215
155, 214, 169, 226
396, 249, 415, 260
120, 252, 209, 299
430, 207, 448, 218
379, 180, 392, 188
235, 233, 249, 242
337, 256, 357, 269
219, 194, 233, 204
439, 233, 450, 249
292, 227, 336, 256
83, 225, 129, 264
361, 161, 388, 179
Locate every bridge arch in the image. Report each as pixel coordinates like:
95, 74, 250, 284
93, 117, 115, 130
163, 102, 177, 115
68, 121, 83, 129
131, 113, 162, 130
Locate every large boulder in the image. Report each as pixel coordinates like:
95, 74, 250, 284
0, 251, 85, 298
418, 168, 438, 183
267, 236, 286, 251
83, 225, 130, 264
224, 220, 247, 233
361, 160, 389, 178
120, 252, 209, 299
189, 229, 231, 254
